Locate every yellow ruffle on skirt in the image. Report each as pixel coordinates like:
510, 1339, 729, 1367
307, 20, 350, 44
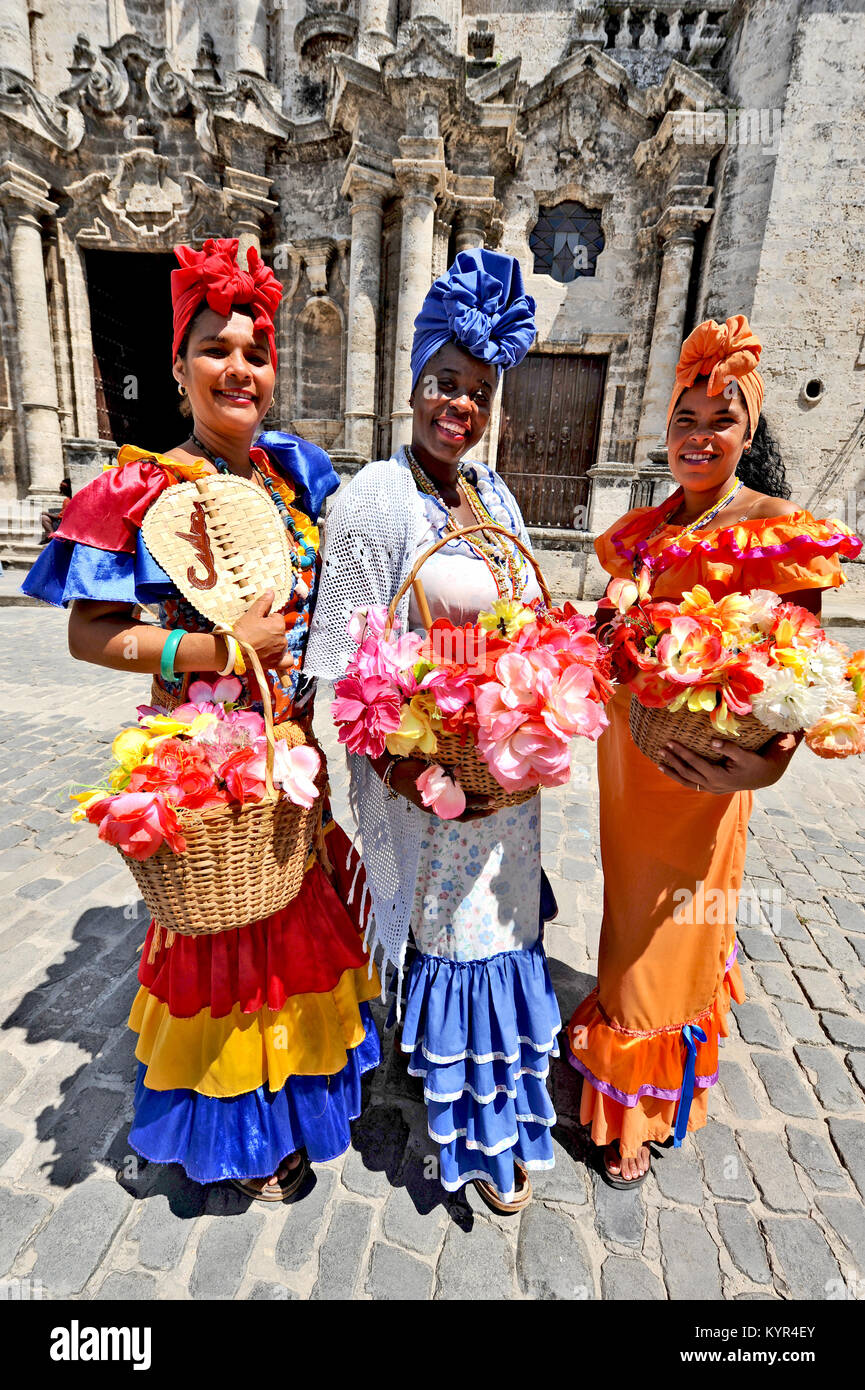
129, 964, 380, 1097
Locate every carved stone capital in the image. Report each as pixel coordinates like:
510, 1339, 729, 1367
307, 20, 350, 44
654, 203, 714, 246
0, 161, 56, 220
222, 166, 277, 231
340, 162, 395, 210
393, 136, 446, 203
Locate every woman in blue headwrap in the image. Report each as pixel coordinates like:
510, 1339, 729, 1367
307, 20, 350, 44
306, 249, 562, 1213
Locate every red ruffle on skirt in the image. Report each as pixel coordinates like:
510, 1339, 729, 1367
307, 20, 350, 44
138, 823, 373, 1019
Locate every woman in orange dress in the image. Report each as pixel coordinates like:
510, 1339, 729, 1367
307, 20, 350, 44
567, 316, 862, 1185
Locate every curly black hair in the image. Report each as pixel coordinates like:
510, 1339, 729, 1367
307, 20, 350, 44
736, 415, 791, 499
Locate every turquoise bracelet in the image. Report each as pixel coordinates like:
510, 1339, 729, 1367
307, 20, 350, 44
159, 628, 185, 683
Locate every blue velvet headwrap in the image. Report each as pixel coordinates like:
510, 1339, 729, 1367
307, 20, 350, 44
410, 248, 536, 390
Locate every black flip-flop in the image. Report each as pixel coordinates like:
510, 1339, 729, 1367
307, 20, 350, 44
597, 1141, 651, 1189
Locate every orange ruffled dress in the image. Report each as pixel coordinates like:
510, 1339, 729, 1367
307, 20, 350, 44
567, 502, 862, 1158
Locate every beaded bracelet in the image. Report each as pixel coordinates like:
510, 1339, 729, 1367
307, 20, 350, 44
382, 756, 404, 799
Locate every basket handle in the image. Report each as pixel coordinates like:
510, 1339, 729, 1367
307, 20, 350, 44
215, 623, 279, 802
385, 523, 551, 637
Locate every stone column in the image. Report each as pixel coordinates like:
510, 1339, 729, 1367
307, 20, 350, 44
57, 224, 99, 441
0, 0, 34, 79
357, 0, 396, 62
634, 204, 713, 461
234, 0, 268, 77
390, 140, 445, 450
341, 164, 392, 461
587, 460, 637, 534
0, 163, 64, 501
409, 0, 457, 33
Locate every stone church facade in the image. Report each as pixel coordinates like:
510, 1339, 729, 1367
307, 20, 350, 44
0, 0, 862, 594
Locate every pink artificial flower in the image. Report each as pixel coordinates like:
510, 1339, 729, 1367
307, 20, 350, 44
332, 673, 404, 758
416, 764, 466, 819
87, 791, 186, 860
352, 631, 423, 686
476, 716, 572, 792
195, 711, 263, 771
272, 743, 322, 808
188, 676, 243, 706
347, 605, 390, 645
420, 666, 477, 714
542, 663, 608, 741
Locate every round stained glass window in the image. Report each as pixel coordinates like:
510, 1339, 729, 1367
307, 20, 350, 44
529, 201, 605, 283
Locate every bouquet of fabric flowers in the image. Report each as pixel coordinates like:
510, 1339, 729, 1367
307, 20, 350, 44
332, 598, 613, 817
605, 570, 865, 759
72, 676, 322, 859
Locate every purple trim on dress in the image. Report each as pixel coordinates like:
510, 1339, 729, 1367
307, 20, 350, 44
609, 506, 861, 570
567, 1050, 719, 1109
724, 940, 738, 974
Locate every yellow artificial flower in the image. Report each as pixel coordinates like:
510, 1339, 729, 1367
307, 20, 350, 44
112, 727, 152, 771
478, 599, 534, 640
669, 685, 718, 715
109, 766, 132, 792
139, 711, 216, 740
709, 698, 741, 737
69, 788, 109, 823
385, 694, 440, 757
773, 646, 808, 678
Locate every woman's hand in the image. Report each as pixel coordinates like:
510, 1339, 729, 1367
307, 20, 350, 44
378, 755, 499, 822
657, 734, 800, 794
233, 590, 288, 668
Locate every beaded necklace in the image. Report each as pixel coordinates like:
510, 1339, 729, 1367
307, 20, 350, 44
635, 476, 744, 579
404, 445, 526, 598
190, 432, 316, 574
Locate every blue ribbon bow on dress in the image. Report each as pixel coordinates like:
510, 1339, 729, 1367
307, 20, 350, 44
673, 1023, 708, 1147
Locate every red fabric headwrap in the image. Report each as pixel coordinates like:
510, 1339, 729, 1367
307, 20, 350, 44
171, 238, 283, 367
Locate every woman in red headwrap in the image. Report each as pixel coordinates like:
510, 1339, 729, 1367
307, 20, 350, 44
23, 238, 380, 1201
565, 316, 861, 1185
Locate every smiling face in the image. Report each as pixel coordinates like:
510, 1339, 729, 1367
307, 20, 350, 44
667, 377, 751, 496
409, 342, 496, 473
172, 306, 275, 444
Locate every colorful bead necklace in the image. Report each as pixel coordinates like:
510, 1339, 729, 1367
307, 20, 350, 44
635, 476, 744, 579
404, 445, 526, 598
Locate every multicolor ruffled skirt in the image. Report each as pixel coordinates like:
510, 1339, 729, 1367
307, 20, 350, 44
127, 823, 381, 1183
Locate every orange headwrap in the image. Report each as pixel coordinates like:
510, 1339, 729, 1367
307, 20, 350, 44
667, 314, 764, 437
171, 238, 283, 367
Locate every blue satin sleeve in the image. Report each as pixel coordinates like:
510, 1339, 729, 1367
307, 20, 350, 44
256, 429, 340, 523
21, 533, 176, 608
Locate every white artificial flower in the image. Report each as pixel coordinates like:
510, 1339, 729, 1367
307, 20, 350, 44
805, 641, 848, 686
751, 667, 830, 732
747, 589, 782, 632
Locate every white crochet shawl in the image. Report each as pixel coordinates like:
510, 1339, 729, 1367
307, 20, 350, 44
304, 446, 531, 1012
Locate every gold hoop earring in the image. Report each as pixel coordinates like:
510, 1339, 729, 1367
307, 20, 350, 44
177, 383, 186, 397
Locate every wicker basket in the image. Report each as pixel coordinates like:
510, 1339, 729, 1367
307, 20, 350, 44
628, 694, 774, 765
119, 638, 324, 936
386, 523, 553, 811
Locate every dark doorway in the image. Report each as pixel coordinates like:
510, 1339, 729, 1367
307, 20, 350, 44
85, 249, 185, 450
496, 352, 607, 528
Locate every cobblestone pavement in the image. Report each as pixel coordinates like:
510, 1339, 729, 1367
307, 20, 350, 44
1, 605, 864, 1302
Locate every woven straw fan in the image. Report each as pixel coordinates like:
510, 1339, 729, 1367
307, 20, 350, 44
141, 473, 295, 625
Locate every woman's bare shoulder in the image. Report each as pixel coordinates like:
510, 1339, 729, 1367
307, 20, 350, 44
742, 491, 800, 521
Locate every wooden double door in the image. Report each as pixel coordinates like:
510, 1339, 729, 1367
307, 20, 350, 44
496, 352, 607, 528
